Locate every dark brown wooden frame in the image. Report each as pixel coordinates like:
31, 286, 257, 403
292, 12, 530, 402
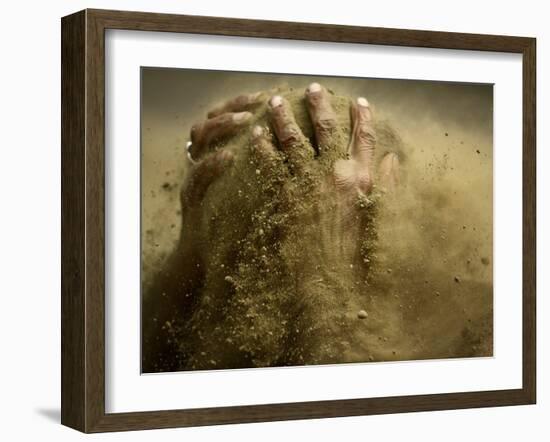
61, 8, 536, 433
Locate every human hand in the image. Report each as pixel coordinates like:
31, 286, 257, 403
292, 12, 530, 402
172, 83, 402, 369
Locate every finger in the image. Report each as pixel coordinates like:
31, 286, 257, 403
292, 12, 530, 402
268, 95, 314, 170
207, 92, 266, 118
333, 158, 373, 196
182, 150, 234, 207
249, 125, 282, 182
251, 125, 277, 161
189, 111, 253, 160
304, 82, 338, 152
349, 97, 376, 168
378, 152, 400, 193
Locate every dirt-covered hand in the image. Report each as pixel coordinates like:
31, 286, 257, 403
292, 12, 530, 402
170, 83, 404, 370
144, 77, 494, 374
142, 91, 264, 372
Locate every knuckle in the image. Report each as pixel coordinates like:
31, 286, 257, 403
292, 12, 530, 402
315, 118, 337, 135
357, 174, 373, 194
190, 123, 203, 144
333, 159, 373, 194
235, 94, 251, 107
280, 125, 301, 146
356, 124, 376, 149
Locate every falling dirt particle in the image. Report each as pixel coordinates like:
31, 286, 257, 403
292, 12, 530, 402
454, 276, 461, 283
435, 291, 440, 297
476, 149, 481, 154
387, 268, 392, 274
357, 310, 368, 319
445, 132, 449, 137
481, 257, 490, 266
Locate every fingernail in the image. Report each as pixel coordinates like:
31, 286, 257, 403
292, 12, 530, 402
357, 97, 369, 107
308, 82, 322, 93
388, 152, 399, 168
252, 125, 263, 138
269, 95, 283, 108
186, 141, 198, 164
233, 111, 252, 123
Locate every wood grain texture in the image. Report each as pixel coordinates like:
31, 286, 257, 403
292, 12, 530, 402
522, 38, 537, 403
84, 10, 107, 432
90, 8, 532, 52
61, 10, 86, 432
60, 8, 537, 433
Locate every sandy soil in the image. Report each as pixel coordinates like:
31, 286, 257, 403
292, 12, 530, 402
141, 71, 493, 373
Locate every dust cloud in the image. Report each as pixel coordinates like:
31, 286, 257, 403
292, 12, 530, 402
141, 68, 493, 372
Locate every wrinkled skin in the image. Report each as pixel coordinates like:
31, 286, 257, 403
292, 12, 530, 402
142, 83, 401, 372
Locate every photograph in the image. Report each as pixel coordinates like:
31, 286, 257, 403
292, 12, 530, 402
140, 68, 494, 373
0, 0, 543, 438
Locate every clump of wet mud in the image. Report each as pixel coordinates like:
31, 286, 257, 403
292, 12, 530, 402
142, 85, 493, 372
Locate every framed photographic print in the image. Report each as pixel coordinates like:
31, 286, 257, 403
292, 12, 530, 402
61, 9, 536, 433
